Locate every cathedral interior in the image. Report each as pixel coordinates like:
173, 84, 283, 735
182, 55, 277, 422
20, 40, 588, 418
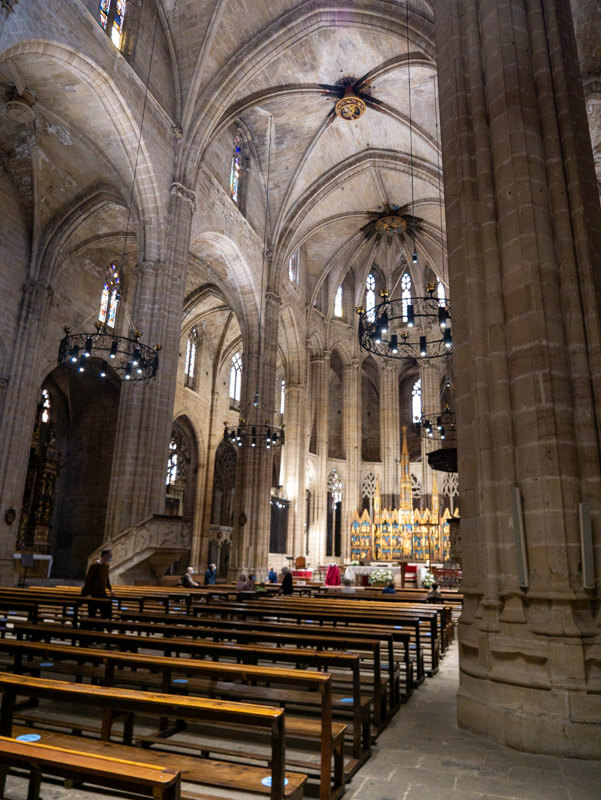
0, 0, 600, 770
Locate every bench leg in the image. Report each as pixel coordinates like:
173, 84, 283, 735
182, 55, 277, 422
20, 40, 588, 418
0, 763, 9, 797
27, 768, 42, 800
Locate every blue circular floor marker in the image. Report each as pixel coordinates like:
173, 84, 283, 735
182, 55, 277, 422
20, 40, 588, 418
339, 697, 353, 704
173, 678, 188, 684
17, 733, 41, 742
39, 662, 54, 667
121, 606, 128, 611
261, 777, 288, 787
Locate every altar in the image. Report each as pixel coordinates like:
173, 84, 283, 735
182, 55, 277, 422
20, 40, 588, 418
343, 564, 402, 583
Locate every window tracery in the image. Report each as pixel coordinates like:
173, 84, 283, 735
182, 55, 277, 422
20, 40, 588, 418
401, 272, 412, 321
185, 328, 199, 388
229, 351, 242, 407
230, 134, 243, 204
98, 263, 121, 329
99, 0, 127, 49
366, 273, 376, 322
334, 285, 343, 318
412, 378, 422, 422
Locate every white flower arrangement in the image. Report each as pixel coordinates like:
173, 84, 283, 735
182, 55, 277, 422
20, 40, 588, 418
421, 571, 435, 589
350, 560, 360, 566
368, 568, 393, 586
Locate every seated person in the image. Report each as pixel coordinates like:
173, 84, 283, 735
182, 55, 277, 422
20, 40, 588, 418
247, 573, 256, 590
382, 580, 396, 594
204, 562, 217, 586
182, 566, 200, 588
236, 573, 251, 591
426, 582, 443, 602
341, 577, 356, 593
267, 567, 278, 583
280, 567, 293, 595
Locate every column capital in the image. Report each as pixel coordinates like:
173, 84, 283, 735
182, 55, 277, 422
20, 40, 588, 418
265, 291, 281, 307
170, 181, 196, 213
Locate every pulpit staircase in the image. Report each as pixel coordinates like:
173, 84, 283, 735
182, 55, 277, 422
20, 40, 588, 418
87, 514, 192, 584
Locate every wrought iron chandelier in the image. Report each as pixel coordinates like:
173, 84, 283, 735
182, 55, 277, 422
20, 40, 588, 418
223, 420, 285, 450
58, 323, 160, 382
415, 403, 455, 442
357, 284, 452, 362
56, 8, 161, 384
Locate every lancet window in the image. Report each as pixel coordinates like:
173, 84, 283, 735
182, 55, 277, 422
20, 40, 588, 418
401, 272, 412, 321
334, 285, 343, 318
98, 263, 121, 329
412, 378, 422, 422
229, 351, 242, 407
99, 0, 127, 48
365, 273, 376, 322
185, 328, 199, 388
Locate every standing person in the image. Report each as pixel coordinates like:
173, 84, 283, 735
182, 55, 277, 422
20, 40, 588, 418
324, 563, 341, 586
204, 562, 217, 586
82, 548, 114, 619
183, 567, 200, 588
267, 567, 278, 583
280, 566, 293, 595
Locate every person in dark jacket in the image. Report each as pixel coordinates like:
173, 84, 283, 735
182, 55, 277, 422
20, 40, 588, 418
183, 567, 200, 588
204, 562, 217, 586
280, 566, 293, 595
82, 548, 114, 618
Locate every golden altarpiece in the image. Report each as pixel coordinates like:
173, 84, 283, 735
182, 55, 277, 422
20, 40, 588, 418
350, 428, 458, 563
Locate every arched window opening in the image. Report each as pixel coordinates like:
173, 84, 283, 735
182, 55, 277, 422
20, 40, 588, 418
99, 0, 127, 48
288, 251, 299, 285
437, 280, 446, 307
326, 470, 343, 558
280, 379, 286, 415
165, 426, 191, 517
334, 285, 343, 318
366, 273, 376, 322
98, 263, 121, 329
40, 389, 51, 424
230, 134, 243, 204
185, 328, 199, 388
412, 378, 422, 422
401, 272, 412, 321
229, 351, 242, 409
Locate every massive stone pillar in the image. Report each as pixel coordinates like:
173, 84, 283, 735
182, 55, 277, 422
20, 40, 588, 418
434, 0, 601, 756
311, 351, 330, 566
342, 359, 361, 561
280, 382, 307, 558
0, 280, 53, 584
379, 363, 400, 510
105, 183, 195, 538
230, 291, 281, 576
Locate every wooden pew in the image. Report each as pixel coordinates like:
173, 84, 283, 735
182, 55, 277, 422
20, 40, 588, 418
0, 735, 180, 800
0, 672, 305, 800
12, 622, 371, 773
185, 599, 428, 682
0, 638, 344, 799
79, 614, 392, 731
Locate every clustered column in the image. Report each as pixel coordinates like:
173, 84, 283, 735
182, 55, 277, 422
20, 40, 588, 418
435, 0, 601, 755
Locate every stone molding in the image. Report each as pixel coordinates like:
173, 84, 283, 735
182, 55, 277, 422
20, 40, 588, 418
170, 181, 197, 213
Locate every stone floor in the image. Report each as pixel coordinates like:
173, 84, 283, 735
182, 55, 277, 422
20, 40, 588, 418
3, 639, 601, 800
344, 642, 601, 800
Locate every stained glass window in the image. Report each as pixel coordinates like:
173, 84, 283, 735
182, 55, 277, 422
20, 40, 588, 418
366, 273, 376, 322
98, 262, 121, 328
230, 135, 242, 203
185, 328, 198, 387
437, 280, 446, 307
412, 378, 422, 422
334, 286, 343, 318
98, 0, 127, 49
166, 437, 178, 485
40, 389, 51, 424
288, 251, 299, 284
229, 352, 242, 403
280, 379, 286, 415
401, 273, 412, 320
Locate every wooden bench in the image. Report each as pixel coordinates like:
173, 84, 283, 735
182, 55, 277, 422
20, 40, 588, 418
0, 672, 305, 800
12, 621, 371, 775
0, 638, 345, 799
79, 613, 393, 731
0, 735, 180, 800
